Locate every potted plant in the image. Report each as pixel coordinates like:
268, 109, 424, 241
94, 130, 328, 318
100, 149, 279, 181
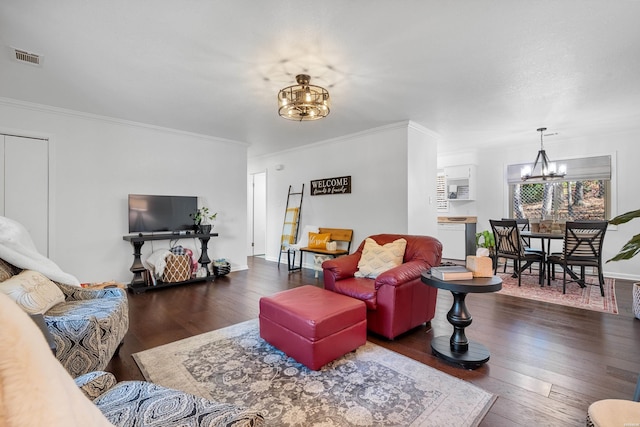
607, 209, 640, 318
476, 230, 497, 269
190, 207, 217, 234
608, 209, 640, 262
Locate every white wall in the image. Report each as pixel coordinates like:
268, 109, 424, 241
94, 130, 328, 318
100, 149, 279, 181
439, 129, 640, 281
407, 123, 439, 236
5, 94, 634, 282
248, 122, 440, 267
0, 98, 248, 283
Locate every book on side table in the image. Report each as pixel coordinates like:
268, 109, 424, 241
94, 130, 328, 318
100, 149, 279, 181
430, 266, 474, 281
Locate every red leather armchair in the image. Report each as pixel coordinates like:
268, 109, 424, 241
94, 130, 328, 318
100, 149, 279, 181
322, 234, 442, 340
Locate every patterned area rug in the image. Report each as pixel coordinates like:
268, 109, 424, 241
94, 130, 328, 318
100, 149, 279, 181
497, 271, 618, 314
133, 319, 496, 426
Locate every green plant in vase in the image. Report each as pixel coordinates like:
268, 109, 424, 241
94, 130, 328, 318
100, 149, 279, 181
607, 209, 640, 262
190, 207, 217, 234
476, 230, 497, 268
475, 230, 495, 251
607, 209, 640, 319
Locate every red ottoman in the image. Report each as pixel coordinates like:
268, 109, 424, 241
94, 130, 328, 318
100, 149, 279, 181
259, 285, 367, 370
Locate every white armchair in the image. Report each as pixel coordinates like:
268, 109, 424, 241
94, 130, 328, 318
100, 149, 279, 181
0, 293, 264, 427
0, 258, 129, 377
75, 371, 265, 426
45, 282, 129, 377
0, 216, 129, 377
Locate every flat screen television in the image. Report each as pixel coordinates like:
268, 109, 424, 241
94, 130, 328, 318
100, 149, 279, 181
128, 194, 197, 233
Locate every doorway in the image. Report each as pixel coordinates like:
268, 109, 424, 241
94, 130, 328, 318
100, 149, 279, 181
248, 171, 267, 256
0, 134, 49, 256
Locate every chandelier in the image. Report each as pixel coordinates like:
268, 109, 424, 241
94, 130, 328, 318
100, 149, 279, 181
521, 127, 567, 181
278, 74, 330, 121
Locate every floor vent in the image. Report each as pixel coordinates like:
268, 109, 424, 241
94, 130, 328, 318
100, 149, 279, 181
13, 48, 42, 66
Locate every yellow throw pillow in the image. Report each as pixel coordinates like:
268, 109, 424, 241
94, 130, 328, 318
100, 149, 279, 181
355, 238, 407, 279
308, 232, 331, 249
0, 270, 65, 314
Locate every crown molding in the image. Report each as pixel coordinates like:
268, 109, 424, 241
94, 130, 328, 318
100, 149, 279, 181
0, 97, 248, 147
251, 121, 439, 161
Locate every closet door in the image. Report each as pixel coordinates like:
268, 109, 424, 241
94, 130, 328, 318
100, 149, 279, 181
2, 135, 49, 256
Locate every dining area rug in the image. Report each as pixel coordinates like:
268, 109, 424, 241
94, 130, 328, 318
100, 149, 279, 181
496, 271, 618, 314
133, 319, 496, 426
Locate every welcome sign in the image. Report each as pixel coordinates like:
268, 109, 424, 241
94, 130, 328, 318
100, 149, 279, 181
310, 175, 352, 196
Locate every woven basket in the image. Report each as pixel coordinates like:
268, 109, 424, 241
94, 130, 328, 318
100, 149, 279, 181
163, 254, 191, 283
213, 262, 231, 277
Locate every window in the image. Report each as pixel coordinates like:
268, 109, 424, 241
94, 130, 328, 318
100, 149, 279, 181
509, 180, 609, 220
506, 155, 611, 221
436, 171, 449, 212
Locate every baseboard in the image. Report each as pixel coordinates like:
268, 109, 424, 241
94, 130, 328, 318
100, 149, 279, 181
266, 255, 316, 271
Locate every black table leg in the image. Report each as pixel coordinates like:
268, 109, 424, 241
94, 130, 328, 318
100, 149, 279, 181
449, 291, 471, 352
128, 240, 146, 286
197, 235, 212, 276
560, 264, 586, 287
431, 291, 490, 369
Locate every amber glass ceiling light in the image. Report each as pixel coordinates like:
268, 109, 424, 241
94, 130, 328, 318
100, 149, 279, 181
278, 74, 330, 121
521, 127, 567, 181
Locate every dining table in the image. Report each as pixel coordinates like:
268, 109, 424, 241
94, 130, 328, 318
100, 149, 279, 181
520, 230, 564, 258
520, 230, 583, 286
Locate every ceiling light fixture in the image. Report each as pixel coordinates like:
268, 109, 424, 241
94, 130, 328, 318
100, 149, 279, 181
521, 127, 567, 181
278, 74, 330, 121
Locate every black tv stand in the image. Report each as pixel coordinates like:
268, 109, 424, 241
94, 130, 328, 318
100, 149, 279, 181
122, 232, 219, 294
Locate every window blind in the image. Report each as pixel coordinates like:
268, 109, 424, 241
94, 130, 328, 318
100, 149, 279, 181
436, 171, 448, 211
507, 155, 611, 184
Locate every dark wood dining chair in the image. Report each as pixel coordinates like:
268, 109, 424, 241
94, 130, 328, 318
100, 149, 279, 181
501, 218, 543, 273
547, 220, 608, 295
490, 219, 545, 287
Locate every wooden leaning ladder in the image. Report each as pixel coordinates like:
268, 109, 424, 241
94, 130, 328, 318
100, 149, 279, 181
277, 184, 304, 268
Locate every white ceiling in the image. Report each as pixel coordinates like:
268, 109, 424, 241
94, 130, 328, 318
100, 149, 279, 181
1, 1, 640, 157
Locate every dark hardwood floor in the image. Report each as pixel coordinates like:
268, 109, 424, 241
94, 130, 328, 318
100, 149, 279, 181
107, 256, 640, 426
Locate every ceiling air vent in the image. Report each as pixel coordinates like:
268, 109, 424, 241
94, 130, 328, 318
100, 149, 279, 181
13, 48, 42, 66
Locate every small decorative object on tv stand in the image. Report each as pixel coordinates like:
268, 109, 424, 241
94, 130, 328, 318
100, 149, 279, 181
198, 224, 212, 234
190, 207, 217, 234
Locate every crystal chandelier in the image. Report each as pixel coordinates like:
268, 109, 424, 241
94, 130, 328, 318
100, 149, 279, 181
521, 127, 567, 181
278, 74, 330, 121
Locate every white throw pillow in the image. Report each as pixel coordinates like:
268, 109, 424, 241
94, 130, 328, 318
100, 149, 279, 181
355, 238, 407, 279
0, 270, 65, 314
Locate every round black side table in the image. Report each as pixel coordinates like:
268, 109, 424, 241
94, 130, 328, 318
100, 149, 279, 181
421, 272, 502, 369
